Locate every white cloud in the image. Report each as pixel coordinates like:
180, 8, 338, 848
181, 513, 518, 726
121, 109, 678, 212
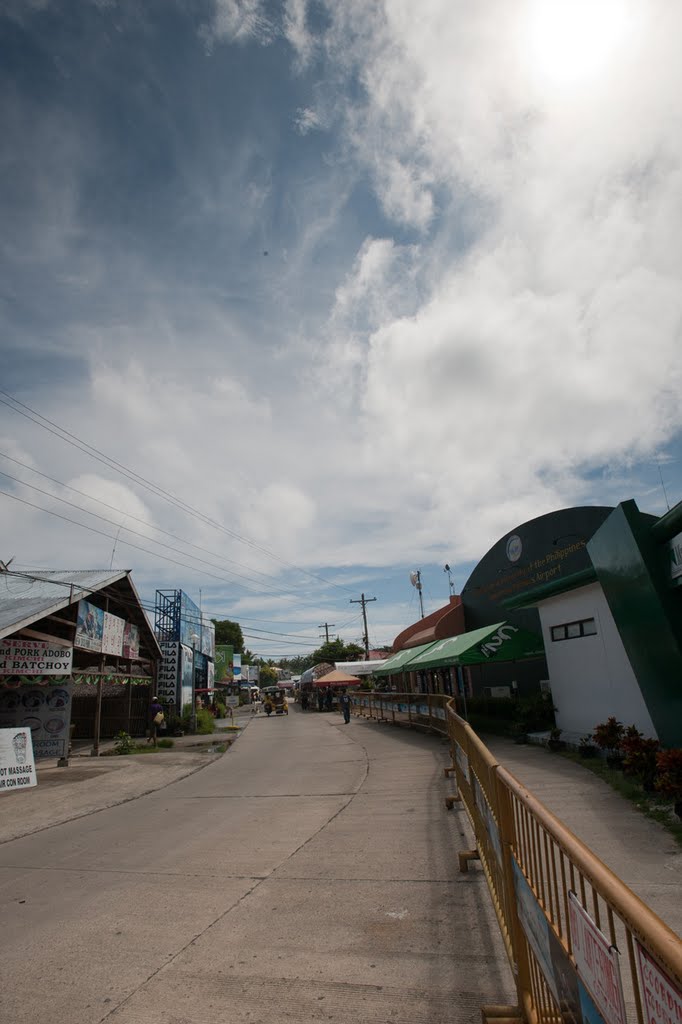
200, 0, 275, 50
284, 0, 314, 71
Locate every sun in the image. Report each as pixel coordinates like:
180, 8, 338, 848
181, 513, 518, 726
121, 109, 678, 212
522, 0, 636, 91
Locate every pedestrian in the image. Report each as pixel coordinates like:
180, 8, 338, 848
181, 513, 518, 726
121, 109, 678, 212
325, 687, 333, 712
317, 688, 324, 713
148, 695, 164, 747
339, 688, 351, 725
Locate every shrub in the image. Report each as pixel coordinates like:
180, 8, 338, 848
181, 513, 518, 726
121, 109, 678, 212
622, 736, 660, 789
157, 738, 174, 749
593, 717, 625, 752
655, 749, 682, 805
113, 731, 135, 755
195, 708, 215, 734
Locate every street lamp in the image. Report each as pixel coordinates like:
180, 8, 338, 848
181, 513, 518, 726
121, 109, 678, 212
190, 632, 200, 733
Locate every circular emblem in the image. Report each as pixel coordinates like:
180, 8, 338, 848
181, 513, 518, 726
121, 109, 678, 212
506, 534, 523, 563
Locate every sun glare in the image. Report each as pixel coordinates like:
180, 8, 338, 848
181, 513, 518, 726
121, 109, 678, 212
523, 0, 636, 91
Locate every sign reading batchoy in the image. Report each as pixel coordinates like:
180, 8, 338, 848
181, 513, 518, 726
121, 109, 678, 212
0, 639, 73, 676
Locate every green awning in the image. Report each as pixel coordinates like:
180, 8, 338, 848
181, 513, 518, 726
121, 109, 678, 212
373, 640, 440, 676
406, 622, 545, 670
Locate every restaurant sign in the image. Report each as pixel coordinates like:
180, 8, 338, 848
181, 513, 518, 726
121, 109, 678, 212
568, 892, 626, 1024
0, 639, 73, 676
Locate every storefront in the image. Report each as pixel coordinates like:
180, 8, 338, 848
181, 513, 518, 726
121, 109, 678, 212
0, 568, 162, 762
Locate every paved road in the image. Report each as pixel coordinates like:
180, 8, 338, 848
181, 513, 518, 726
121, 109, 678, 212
0, 708, 512, 1024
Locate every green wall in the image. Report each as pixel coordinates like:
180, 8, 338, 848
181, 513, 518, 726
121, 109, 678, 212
588, 500, 682, 747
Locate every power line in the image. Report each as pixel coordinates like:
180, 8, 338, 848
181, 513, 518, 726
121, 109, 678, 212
0, 451, 297, 592
0, 389, 355, 594
0, 467, 316, 602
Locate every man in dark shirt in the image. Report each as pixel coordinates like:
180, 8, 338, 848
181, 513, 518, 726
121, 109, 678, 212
339, 688, 351, 724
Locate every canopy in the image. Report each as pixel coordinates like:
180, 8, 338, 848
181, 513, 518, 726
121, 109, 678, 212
406, 622, 545, 671
373, 640, 439, 677
313, 669, 362, 687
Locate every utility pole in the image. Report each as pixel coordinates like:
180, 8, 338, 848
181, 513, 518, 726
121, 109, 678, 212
350, 593, 376, 660
318, 622, 336, 643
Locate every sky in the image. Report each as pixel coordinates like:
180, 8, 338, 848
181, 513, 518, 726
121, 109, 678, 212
1, 0, 681, 660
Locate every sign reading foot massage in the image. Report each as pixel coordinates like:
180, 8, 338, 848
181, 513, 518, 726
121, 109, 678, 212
0, 727, 37, 793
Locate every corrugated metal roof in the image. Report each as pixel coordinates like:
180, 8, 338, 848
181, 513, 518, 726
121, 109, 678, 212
0, 570, 127, 639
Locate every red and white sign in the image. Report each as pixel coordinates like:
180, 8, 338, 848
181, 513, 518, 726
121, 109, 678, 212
0, 639, 73, 676
569, 892, 626, 1024
636, 941, 682, 1024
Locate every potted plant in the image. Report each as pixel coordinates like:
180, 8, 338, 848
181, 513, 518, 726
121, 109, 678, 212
593, 717, 625, 768
655, 748, 682, 818
579, 734, 598, 758
547, 727, 566, 752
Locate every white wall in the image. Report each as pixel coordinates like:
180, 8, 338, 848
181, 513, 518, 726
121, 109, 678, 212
537, 583, 657, 739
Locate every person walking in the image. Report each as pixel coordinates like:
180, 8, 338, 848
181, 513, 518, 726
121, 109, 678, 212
339, 688, 351, 725
147, 695, 164, 747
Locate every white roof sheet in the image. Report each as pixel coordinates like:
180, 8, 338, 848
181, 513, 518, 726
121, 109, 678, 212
0, 570, 127, 639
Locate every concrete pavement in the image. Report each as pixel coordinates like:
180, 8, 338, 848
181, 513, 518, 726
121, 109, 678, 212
0, 705, 679, 1024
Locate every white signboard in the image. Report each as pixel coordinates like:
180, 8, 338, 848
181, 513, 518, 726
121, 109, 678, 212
226, 695, 239, 708
569, 892, 626, 1024
0, 727, 37, 792
158, 642, 180, 705
455, 741, 469, 782
0, 639, 73, 676
636, 941, 682, 1024
102, 612, 125, 656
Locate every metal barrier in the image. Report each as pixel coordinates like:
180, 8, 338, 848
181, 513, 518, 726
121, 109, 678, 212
351, 693, 682, 1024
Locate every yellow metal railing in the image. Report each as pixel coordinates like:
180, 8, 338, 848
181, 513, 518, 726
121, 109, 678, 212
351, 693, 682, 1024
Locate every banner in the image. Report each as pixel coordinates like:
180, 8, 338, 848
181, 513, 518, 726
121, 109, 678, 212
102, 611, 125, 656
0, 639, 72, 676
201, 620, 215, 658
122, 622, 140, 660
569, 893, 626, 1024
75, 600, 104, 652
180, 644, 194, 710
214, 645, 234, 682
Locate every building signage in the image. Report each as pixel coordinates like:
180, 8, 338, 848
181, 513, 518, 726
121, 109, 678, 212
180, 644, 193, 710
0, 727, 37, 792
215, 645, 233, 682
102, 612, 125, 656
158, 642, 180, 706
635, 941, 682, 1024
479, 624, 519, 659
0, 639, 73, 676
0, 683, 73, 760
75, 600, 104, 652
122, 622, 140, 660
669, 532, 682, 582
569, 892, 626, 1024
233, 653, 242, 680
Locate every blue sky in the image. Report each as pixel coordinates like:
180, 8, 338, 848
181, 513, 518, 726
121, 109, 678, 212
1, 0, 681, 659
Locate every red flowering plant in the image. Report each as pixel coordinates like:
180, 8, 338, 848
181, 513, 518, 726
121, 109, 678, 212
655, 748, 682, 817
621, 728, 660, 790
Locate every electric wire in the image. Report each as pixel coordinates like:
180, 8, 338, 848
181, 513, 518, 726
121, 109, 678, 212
0, 451, 298, 591
0, 390, 355, 594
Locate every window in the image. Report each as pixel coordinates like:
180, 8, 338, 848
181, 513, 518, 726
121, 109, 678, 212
550, 617, 597, 642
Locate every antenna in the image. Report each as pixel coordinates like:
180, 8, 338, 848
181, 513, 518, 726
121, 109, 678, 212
444, 563, 455, 596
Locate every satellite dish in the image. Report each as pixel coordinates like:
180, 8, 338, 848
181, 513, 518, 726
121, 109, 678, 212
409, 570, 422, 590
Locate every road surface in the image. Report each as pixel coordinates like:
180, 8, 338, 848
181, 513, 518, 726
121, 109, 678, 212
0, 707, 512, 1024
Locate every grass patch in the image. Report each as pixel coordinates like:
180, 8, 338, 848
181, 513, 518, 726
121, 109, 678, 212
560, 749, 682, 847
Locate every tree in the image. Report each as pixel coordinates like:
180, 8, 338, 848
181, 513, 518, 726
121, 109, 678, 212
259, 665, 278, 685
212, 619, 244, 652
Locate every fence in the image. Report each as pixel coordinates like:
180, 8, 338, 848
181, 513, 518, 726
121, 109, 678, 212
351, 692, 682, 1024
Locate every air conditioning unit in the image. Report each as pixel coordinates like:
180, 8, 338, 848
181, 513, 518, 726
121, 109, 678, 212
483, 686, 511, 698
